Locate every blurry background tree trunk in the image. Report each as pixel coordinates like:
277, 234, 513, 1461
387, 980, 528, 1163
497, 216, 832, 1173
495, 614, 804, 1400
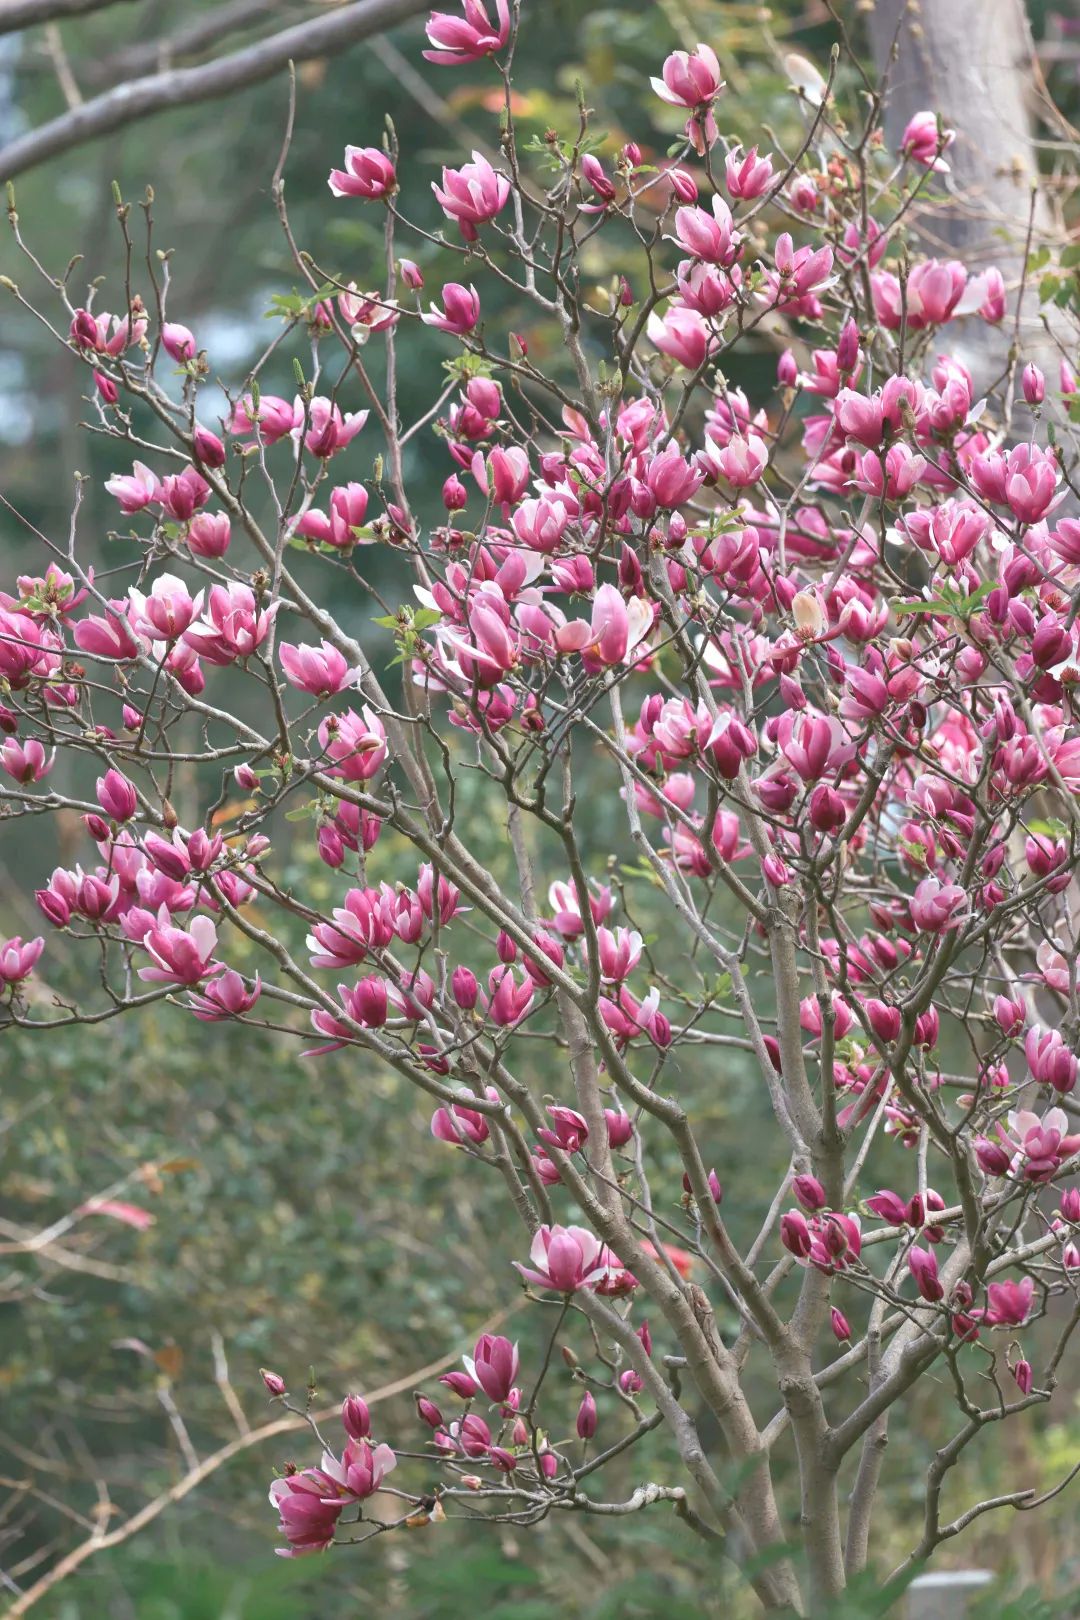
867, 0, 1064, 382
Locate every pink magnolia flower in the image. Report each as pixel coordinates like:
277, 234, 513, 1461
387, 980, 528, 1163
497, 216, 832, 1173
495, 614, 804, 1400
777, 711, 853, 783
192, 424, 226, 467
320, 1437, 397, 1500
433, 152, 510, 241
1025, 1025, 1078, 1095
851, 443, 926, 502
538, 1104, 589, 1154
513, 1224, 615, 1291
161, 322, 197, 361
672, 197, 739, 264
872, 261, 968, 330
183, 583, 278, 665
0, 935, 44, 985
908, 1245, 944, 1303
318, 706, 388, 780
337, 284, 399, 343
73, 606, 142, 661
650, 44, 723, 109
576, 1390, 597, 1438
186, 512, 231, 558
901, 110, 955, 173
327, 146, 396, 200
910, 876, 967, 934
79, 1197, 154, 1229
982, 1276, 1034, 1328
642, 444, 704, 509
647, 306, 716, 370
294, 483, 370, 551
555, 583, 652, 668
0, 608, 63, 688
423, 0, 510, 65
725, 145, 773, 199
973, 443, 1060, 525
472, 445, 530, 510
138, 915, 220, 985
1003, 1107, 1080, 1181
70, 308, 146, 355
0, 736, 54, 784
187, 969, 261, 1021
765, 233, 834, 313
269, 1469, 344, 1556
834, 388, 885, 447
158, 467, 210, 522
422, 283, 481, 335
229, 393, 297, 445
292, 396, 368, 459
596, 925, 643, 982
279, 639, 356, 698
484, 964, 534, 1026
431, 1089, 498, 1146
96, 768, 137, 821
127, 575, 202, 641
105, 460, 161, 514
701, 431, 769, 488
463, 1333, 519, 1402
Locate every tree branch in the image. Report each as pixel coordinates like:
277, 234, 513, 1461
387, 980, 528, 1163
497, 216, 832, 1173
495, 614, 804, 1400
0, 0, 432, 180
0, 0, 137, 36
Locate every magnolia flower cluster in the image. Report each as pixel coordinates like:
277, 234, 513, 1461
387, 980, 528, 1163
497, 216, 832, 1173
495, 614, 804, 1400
4, 0, 1080, 1594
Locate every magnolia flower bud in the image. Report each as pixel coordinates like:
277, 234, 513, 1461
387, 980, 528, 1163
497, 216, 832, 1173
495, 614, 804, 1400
342, 1394, 371, 1440
1021, 363, 1045, 406
416, 1394, 443, 1428
261, 1368, 287, 1397
575, 1391, 597, 1439
793, 1174, 827, 1212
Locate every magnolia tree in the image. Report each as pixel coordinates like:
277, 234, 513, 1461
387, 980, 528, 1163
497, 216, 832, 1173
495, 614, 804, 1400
2, 2, 1080, 1612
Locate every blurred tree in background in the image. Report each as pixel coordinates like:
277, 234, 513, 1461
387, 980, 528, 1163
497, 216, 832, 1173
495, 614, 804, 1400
1, 2, 1080, 1615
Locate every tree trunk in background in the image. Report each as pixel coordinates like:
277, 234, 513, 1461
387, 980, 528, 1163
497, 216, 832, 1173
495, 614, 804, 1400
868, 0, 1059, 382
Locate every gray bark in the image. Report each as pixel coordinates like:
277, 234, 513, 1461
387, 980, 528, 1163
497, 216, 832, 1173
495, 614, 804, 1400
868, 0, 1057, 382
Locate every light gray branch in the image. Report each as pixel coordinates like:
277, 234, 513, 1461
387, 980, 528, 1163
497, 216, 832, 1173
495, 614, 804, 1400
0, 0, 138, 36
0, 0, 431, 180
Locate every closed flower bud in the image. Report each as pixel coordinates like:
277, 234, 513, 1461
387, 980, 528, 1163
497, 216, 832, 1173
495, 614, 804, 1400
830, 1307, 851, 1342
575, 1391, 597, 1439
416, 1394, 443, 1428
342, 1394, 371, 1440
192, 424, 226, 467
451, 965, 479, 1009
793, 1174, 827, 1212
1021, 363, 1045, 406
604, 1108, 634, 1148
443, 474, 468, 511
261, 1368, 287, 1397
96, 767, 138, 822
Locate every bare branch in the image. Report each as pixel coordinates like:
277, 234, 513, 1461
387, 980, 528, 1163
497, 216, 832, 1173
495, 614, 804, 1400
0, 0, 432, 180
